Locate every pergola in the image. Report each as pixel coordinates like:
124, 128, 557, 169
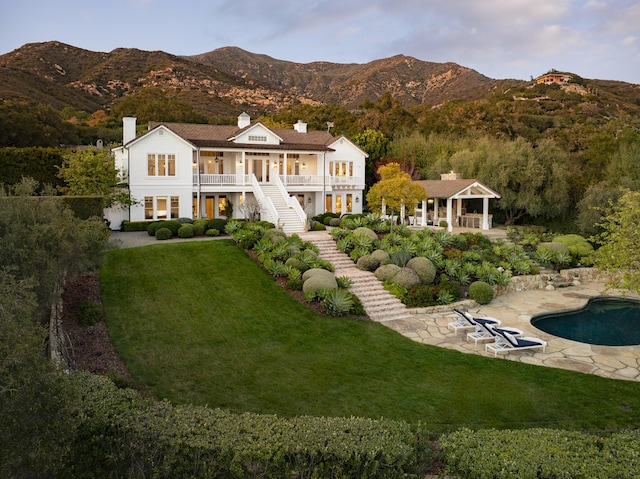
415, 175, 501, 232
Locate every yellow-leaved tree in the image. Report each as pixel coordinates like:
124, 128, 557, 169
366, 162, 425, 223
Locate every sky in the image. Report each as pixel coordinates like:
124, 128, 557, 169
1, 0, 639, 84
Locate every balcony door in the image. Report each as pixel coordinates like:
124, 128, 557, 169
251, 158, 272, 183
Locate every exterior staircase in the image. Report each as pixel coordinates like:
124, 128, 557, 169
258, 184, 306, 234
303, 231, 412, 322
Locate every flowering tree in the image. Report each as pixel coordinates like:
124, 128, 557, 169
366, 162, 425, 221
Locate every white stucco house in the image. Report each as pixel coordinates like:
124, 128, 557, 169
108, 114, 367, 233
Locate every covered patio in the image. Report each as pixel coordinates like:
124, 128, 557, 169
414, 172, 501, 233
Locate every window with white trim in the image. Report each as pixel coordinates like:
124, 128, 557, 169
147, 154, 176, 176
144, 195, 179, 220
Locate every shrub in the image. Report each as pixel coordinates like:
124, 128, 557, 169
405, 285, 437, 307
303, 274, 338, 293
538, 241, 570, 254
384, 280, 408, 302
375, 264, 401, 282
322, 289, 354, 316
302, 268, 335, 282
285, 257, 309, 272
469, 281, 494, 304
192, 219, 208, 235
392, 268, 421, 290
123, 220, 153, 232
264, 228, 287, 243
406, 257, 436, 284
553, 234, 594, 259
353, 226, 378, 242
156, 220, 181, 235
371, 249, 390, 265
336, 276, 353, 289
286, 269, 304, 291
177, 217, 193, 224
205, 228, 220, 237
207, 218, 227, 232
147, 222, 159, 236
439, 220, 448, 227
155, 227, 172, 240
177, 224, 194, 238
356, 254, 379, 271
77, 299, 103, 326
311, 221, 326, 231
329, 217, 341, 226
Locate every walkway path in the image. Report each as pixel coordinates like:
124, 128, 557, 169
302, 231, 412, 321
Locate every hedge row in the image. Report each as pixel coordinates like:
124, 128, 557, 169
0, 196, 103, 220
67, 373, 421, 478
441, 427, 640, 478
0, 147, 66, 189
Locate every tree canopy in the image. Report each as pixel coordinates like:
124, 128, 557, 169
589, 190, 640, 294
366, 162, 425, 217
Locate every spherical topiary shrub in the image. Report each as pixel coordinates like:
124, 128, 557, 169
469, 281, 494, 305
285, 257, 309, 272
371, 249, 390, 265
178, 224, 194, 238
155, 227, 172, 240
177, 217, 193, 224
156, 220, 182, 235
311, 221, 326, 231
205, 228, 220, 237
265, 228, 287, 243
147, 222, 159, 236
302, 274, 338, 293
356, 254, 379, 272
193, 219, 208, 235
406, 257, 436, 284
353, 227, 378, 242
329, 217, 341, 227
375, 264, 401, 282
302, 268, 335, 282
391, 267, 421, 290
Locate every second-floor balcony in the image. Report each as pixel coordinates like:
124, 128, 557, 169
193, 174, 362, 189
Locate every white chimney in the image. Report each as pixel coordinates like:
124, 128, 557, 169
238, 112, 251, 128
294, 119, 307, 133
123, 117, 137, 145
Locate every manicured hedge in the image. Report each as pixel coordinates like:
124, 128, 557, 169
61, 196, 104, 219
67, 373, 421, 478
0, 147, 66, 190
441, 428, 640, 479
123, 220, 154, 232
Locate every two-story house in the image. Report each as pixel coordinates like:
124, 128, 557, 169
109, 114, 367, 233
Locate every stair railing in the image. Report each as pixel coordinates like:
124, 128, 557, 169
250, 175, 279, 226
274, 176, 307, 229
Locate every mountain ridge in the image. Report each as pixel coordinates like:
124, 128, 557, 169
1, 41, 638, 118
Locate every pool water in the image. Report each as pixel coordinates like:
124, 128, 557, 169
531, 297, 640, 346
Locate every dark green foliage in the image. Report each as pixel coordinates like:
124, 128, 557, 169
286, 269, 304, 291
405, 285, 437, 307
207, 218, 228, 232
469, 281, 494, 305
61, 196, 104, 219
77, 299, 103, 326
0, 147, 66, 189
177, 217, 193, 224
155, 227, 172, 240
178, 224, 194, 238
123, 220, 153, 232
311, 221, 327, 231
205, 228, 220, 236
312, 212, 339, 224
156, 219, 182, 235
147, 221, 159, 236
67, 373, 420, 479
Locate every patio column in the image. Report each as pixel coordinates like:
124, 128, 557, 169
446, 197, 453, 232
421, 199, 427, 226
482, 197, 490, 230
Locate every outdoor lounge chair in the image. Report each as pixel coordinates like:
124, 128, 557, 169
449, 308, 503, 341
448, 308, 479, 333
485, 329, 547, 357
467, 321, 524, 346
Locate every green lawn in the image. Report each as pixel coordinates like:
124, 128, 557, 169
99, 240, 640, 433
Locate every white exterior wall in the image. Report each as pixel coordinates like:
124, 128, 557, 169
326, 137, 367, 215
126, 128, 195, 222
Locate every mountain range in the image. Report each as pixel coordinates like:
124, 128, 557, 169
1, 41, 638, 118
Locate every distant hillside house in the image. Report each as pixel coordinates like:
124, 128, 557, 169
108, 114, 367, 233
535, 72, 572, 85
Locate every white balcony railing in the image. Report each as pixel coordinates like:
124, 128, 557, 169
193, 173, 363, 188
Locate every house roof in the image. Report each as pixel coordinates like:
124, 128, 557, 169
416, 179, 501, 199
147, 121, 337, 152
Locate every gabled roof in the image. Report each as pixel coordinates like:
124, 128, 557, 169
147, 121, 336, 152
416, 179, 501, 199
124, 124, 197, 149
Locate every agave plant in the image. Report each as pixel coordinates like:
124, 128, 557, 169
270, 241, 291, 261
336, 237, 353, 254
303, 290, 317, 303
322, 288, 355, 316
252, 237, 274, 257
434, 230, 456, 247
330, 227, 349, 240
224, 220, 243, 234
388, 248, 413, 267
263, 259, 291, 277
443, 258, 462, 278
437, 289, 456, 305
336, 275, 353, 289
364, 212, 383, 228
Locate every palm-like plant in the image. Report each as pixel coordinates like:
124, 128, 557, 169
322, 289, 355, 316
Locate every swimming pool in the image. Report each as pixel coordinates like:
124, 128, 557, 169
531, 297, 640, 346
